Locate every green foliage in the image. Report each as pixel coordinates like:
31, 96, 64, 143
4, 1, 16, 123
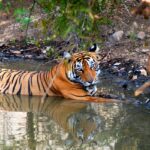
46, 46, 54, 57
0, 1, 11, 13
35, 0, 122, 42
14, 8, 31, 28
0, 0, 122, 47
0, 2, 3, 10
128, 32, 137, 40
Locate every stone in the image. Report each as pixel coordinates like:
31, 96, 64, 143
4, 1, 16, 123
35, 54, 46, 60
133, 21, 138, 29
24, 54, 33, 59
10, 50, 21, 54
112, 30, 124, 41
0, 43, 5, 47
137, 31, 146, 40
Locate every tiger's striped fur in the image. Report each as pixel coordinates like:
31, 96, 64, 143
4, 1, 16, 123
0, 51, 119, 102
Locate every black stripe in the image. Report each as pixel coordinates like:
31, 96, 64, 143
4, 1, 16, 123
12, 71, 24, 93
0, 71, 8, 80
2, 72, 13, 93
16, 71, 27, 95
39, 72, 46, 93
16, 84, 22, 95
22, 71, 29, 80
18, 71, 25, 84
76, 58, 82, 61
12, 79, 18, 94
27, 72, 37, 95
30, 72, 37, 86
28, 76, 32, 96
50, 84, 58, 94
37, 74, 41, 92
11, 71, 23, 83
3, 84, 10, 94
43, 72, 48, 87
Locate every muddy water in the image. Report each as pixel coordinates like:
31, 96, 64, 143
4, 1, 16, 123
0, 60, 150, 150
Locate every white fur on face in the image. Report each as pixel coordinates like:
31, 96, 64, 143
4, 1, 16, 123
86, 58, 95, 68
67, 56, 100, 95
75, 61, 83, 71
86, 58, 101, 76
86, 85, 97, 95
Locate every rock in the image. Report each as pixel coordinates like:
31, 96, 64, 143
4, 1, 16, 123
24, 54, 33, 59
113, 62, 121, 66
137, 31, 146, 40
10, 50, 21, 54
141, 49, 150, 52
133, 21, 138, 29
0, 43, 5, 47
35, 54, 47, 60
42, 49, 47, 54
112, 31, 124, 42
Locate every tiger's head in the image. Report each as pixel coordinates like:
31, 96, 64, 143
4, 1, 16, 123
64, 47, 101, 96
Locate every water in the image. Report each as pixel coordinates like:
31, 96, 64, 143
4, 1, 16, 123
0, 60, 150, 150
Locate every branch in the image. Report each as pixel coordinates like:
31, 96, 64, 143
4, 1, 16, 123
25, 0, 36, 40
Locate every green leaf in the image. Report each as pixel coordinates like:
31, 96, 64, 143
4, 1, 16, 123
14, 8, 28, 17
0, 2, 3, 10
22, 17, 31, 25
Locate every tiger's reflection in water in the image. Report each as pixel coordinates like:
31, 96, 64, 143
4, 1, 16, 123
0, 95, 101, 146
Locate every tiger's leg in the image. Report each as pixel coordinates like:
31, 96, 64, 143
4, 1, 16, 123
135, 81, 150, 96
61, 89, 122, 103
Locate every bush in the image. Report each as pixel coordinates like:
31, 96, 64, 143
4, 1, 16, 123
0, 0, 122, 47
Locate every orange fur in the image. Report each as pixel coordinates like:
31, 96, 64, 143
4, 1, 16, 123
0, 52, 119, 103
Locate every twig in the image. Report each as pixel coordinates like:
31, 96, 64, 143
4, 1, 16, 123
123, 3, 131, 17
25, 0, 36, 40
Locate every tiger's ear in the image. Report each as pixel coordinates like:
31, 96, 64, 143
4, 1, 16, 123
89, 43, 100, 53
63, 52, 71, 62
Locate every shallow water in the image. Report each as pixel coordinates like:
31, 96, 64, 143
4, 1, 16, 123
0, 60, 149, 150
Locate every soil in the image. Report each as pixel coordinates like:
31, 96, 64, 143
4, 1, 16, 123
0, 1, 150, 64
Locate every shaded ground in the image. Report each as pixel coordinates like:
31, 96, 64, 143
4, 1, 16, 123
0, 1, 150, 64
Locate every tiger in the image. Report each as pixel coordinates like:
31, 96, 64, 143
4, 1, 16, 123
0, 48, 119, 103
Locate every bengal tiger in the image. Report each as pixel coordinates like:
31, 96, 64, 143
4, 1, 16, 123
0, 48, 119, 103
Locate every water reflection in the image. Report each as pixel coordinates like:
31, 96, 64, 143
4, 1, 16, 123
0, 95, 101, 149
0, 95, 150, 150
